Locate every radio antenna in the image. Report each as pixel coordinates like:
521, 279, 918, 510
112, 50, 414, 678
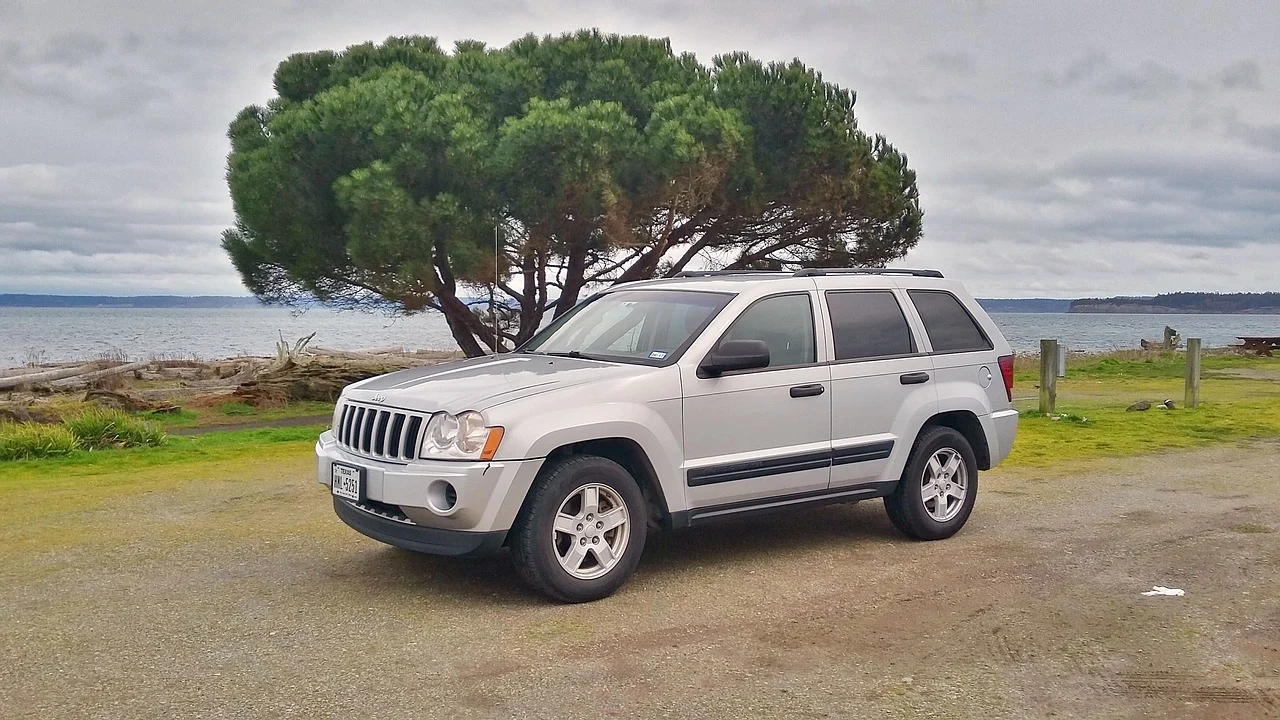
492, 224, 499, 354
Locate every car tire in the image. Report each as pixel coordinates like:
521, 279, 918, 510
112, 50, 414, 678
884, 426, 978, 541
510, 455, 648, 603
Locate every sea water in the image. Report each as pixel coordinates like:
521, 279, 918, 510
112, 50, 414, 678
1, 306, 1277, 366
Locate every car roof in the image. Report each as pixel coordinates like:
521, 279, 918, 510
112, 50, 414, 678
613, 268, 953, 295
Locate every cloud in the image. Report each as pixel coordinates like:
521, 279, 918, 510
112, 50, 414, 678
0, 0, 1277, 301
924, 51, 977, 76
1226, 118, 1280, 153
1218, 59, 1262, 90
0, 34, 173, 117
1095, 60, 1185, 100
1043, 52, 1109, 88
40, 31, 109, 66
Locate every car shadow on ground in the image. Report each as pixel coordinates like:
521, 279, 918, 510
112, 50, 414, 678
327, 500, 904, 606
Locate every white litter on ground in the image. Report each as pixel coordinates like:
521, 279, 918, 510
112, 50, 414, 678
1141, 586, 1185, 597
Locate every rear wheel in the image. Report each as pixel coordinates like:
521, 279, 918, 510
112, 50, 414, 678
884, 426, 978, 540
510, 455, 647, 602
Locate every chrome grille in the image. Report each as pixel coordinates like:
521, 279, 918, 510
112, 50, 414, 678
335, 402, 429, 462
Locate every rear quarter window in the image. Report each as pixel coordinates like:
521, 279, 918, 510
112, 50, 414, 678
908, 290, 993, 353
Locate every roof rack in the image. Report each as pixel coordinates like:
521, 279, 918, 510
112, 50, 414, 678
672, 270, 791, 278
793, 267, 944, 278
673, 267, 944, 279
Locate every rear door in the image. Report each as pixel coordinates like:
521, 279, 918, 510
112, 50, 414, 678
681, 290, 832, 509
821, 287, 938, 488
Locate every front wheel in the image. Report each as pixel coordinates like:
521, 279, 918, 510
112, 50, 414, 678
884, 426, 978, 540
510, 455, 647, 602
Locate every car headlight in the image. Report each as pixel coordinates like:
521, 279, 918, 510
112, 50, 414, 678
419, 410, 504, 461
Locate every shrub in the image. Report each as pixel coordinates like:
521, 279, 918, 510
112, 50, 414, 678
0, 422, 80, 461
63, 409, 167, 451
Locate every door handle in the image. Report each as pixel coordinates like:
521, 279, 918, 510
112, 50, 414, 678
789, 384, 826, 398
899, 372, 931, 385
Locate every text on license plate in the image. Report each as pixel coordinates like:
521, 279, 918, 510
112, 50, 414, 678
331, 464, 362, 501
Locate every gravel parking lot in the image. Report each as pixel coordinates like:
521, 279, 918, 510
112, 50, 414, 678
3, 442, 1279, 719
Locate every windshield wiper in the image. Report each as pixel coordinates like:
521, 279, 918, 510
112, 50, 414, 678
540, 350, 614, 362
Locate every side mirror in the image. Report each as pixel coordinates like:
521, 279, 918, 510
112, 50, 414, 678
700, 339, 770, 376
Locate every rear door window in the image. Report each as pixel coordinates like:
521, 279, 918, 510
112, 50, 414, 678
908, 290, 993, 353
825, 291, 916, 361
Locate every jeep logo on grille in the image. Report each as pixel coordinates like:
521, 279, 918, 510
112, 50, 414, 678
370, 392, 387, 403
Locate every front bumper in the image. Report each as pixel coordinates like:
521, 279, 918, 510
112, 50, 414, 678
332, 497, 507, 558
316, 430, 544, 539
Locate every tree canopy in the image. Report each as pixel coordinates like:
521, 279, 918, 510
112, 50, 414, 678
223, 31, 923, 356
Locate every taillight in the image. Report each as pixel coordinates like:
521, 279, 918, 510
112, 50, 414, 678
997, 354, 1014, 403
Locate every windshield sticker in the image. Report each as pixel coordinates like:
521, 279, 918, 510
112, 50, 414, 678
648, 350, 668, 359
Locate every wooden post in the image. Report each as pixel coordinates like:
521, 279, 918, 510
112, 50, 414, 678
1039, 339, 1058, 414
1185, 338, 1202, 408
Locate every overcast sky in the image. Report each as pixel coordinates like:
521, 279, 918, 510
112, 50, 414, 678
1, 0, 1277, 299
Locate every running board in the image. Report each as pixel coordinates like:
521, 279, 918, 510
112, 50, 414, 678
668, 481, 897, 529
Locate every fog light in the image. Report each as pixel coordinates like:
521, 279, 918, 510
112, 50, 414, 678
427, 480, 457, 513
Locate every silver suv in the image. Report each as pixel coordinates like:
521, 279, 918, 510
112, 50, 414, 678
317, 269, 1018, 602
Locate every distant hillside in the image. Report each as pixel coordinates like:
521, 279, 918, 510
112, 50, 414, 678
1071, 292, 1280, 314
977, 298, 1073, 313
0, 294, 264, 309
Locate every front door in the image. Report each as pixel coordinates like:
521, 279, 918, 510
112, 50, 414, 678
681, 291, 832, 509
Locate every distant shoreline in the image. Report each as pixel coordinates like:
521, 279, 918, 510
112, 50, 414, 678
0, 294, 262, 309
1070, 304, 1280, 315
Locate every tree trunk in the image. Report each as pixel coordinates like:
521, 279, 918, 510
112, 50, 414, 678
553, 242, 589, 317
437, 297, 487, 358
433, 251, 489, 358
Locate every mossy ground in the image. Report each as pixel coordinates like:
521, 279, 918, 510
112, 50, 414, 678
1007, 350, 1280, 467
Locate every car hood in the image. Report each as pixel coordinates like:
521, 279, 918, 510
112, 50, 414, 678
342, 353, 650, 413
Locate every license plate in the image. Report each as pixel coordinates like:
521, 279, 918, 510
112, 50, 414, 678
331, 463, 364, 502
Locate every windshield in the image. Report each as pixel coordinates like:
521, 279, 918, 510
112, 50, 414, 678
521, 289, 732, 365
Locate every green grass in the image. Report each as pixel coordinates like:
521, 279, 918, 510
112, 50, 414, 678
63, 408, 166, 451
0, 409, 167, 460
0, 423, 323, 476
0, 422, 80, 461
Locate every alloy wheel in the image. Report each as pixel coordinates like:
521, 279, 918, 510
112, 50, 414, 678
552, 483, 631, 580
922, 447, 967, 523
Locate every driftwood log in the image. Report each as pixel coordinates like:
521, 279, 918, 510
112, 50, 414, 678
1, 360, 149, 391
48, 360, 152, 389
84, 389, 180, 413
233, 358, 417, 407
1140, 326, 1181, 351
0, 363, 81, 380
0, 362, 103, 390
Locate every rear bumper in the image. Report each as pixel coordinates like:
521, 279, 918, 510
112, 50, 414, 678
333, 497, 507, 558
987, 408, 1019, 466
